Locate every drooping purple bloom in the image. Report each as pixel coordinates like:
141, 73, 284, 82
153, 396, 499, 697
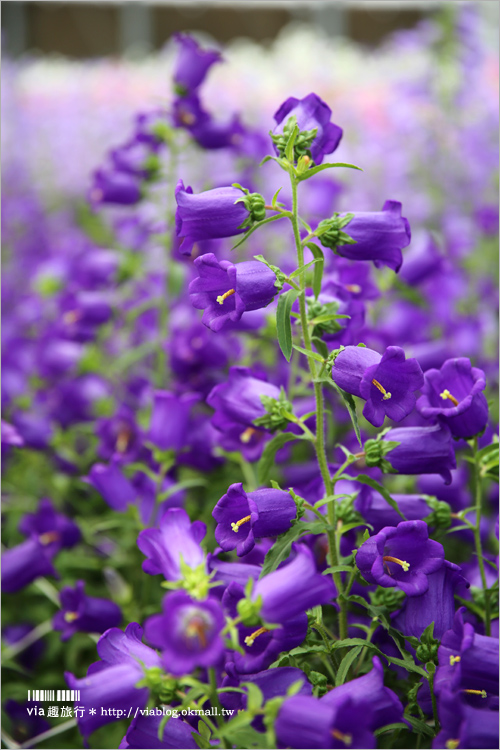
356, 521, 444, 596
65, 623, 161, 740
381, 423, 457, 484
173, 33, 222, 95
144, 591, 225, 676
417, 358, 489, 439
89, 168, 142, 207
53, 580, 122, 641
435, 607, 499, 697
272, 93, 343, 165
111, 139, 159, 180
207, 366, 280, 436
86, 462, 137, 512
189, 253, 278, 332
276, 693, 375, 749
137, 508, 206, 580
393, 560, 469, 639
398, 231, 444, 287
175, 180, 249, 256
213, 483, 296, 556
2, 623, 45, 671
433, 687, 499, 750
354, 491, 433, 534
221, 581, 307, 674
148, 390, 200, 451
96, 405, 143, 464
253, 544, 335, 624
333, 201, 411, 272
320, 656, 404, 731
120, 712, 198, 749
331, 344, 423, 427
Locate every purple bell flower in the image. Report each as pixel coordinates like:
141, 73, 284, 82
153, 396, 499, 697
354, 491, 433, 534
4, 700, 50, 744
189, 253, 278, 332
86, 462, 137, 512
53, 580, 122, 641
393, 560, 469, 639
433, 687, 499, 750
148, 390, 200, 451
381, 423, 457, 484
435, 607, 499, 697
96, 405, 143, 464
333, 201, 411, 272
137, 508, 206, 580
89, 168, 142, 207
144, 591, 225, 676
417, 358, 489, 439
356, 520, 444, 596
331, 345, 423, 427
213, 482, 297, 556
175, 180, 249, 256
221, 581, 307, 674
207, 366, 280, 434
120, 712, 198, 749
320, 656, 404, 731
173, 33, 222, 95
276, 694, 375, 749
272, 93, 343, 165
65, 623, 161, 740
253, 544, 335, 624
221, 664, 312, 720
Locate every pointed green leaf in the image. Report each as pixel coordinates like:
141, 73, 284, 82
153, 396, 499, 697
304, 242, 324, 299
335, 645, 363, 686
298, 162, 363, 182
276, 289, 300, 361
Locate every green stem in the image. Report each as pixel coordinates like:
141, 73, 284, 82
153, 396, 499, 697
3, 619, 53, 661
428, 671, 440, 735
289, 168, 347, 640
208, 667, 224, 730
19, 719, 76, 749
472, 436, 491, 635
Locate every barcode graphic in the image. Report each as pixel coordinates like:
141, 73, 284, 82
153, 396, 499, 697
28, 690, 80, 702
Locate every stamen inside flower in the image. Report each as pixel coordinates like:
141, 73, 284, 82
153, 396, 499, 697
244, 626, 269, 647
383, 555, 410, 572
372, 378, 392, 401
345, 284, 361, 294
445, 741, 459, 750
331, 729, 352, 746
449, 655, 461, 665
240, 427, 257, 444
63, 310, 81, 325
180, 111, 195, 126
216, 289, 236, 305
462, 689, 487, 698
39, 531, 60, 545
439, 389, 459, 407
186, 616, 209, 648
231, 516, 251, 533
64, 611, 80, 623
90, 188, 103, 203
116, 426, 132, 453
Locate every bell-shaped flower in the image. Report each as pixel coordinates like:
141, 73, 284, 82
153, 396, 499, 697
417, 358, 489, 438
213, 483, 297, 556
172, 33, 222, 95
331, 345, 423, 427
272, 93, 343, 165
380, 423, 457, 484
433, 687, 499, 750
356, 520, 445, 597
137, 508, 206, 582
189, 253, 278, 332
53, 580, 122, 641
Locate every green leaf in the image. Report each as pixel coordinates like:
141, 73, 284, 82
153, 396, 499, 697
289, 257, 323, 279
404, 715, 435, 738
197, 721, 211, 740
374, 723, 409, 737
312, 336, 329, 359
355, 474, 406, 520
276, 289, 300, 361
322, 565, 354, 575
335, 645, 363, 686
304, 243, 324, 299
292, 344, 325, 363
260, 521, 327, 577
258, 432, 298, 484
328, 381, 362, 447
285, 122, 300, 162
297, 162, 363, 182
243, 682, 264, 712
231, 213, 286, 251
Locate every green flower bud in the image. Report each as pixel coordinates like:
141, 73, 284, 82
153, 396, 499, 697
237, 595, 263, 627
253, 389, 294, 432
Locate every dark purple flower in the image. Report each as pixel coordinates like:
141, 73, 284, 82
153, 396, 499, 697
137, 508, 206, 580
86, 462, 137, 512
53, 580, 122, 641
11, 410, 53, 450
253, 544, 335, 624
221, 581, 307, 674
272, 93, 343, 165
4, 700, 50, 744
2, 623, 45, 671
144, 591, 225, 676
148, 390, 200, 451
433, 687, 499, 750
120, 712, 198, 749
356, 520, 444, 596
189, 253, 277, 332
435, 607, 499, 697
331, 345, 423, 427
213, 483, 297, 556
96, 405, 143, 463
18, 497, 81, 552
354, 491, 433, 534
417, 358, 489, 439
321, 656, 404, 731
89, 168, 142, 207
207, 366, 280, 434
393, 560, 469, 639
173, 33, 222, 95
331, 201, 411, 272
398, 232, 444, 286
276, 694, 375, 749
175, 180, 249, 256
381, 423, 457, 484
65, 623, 161, 740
